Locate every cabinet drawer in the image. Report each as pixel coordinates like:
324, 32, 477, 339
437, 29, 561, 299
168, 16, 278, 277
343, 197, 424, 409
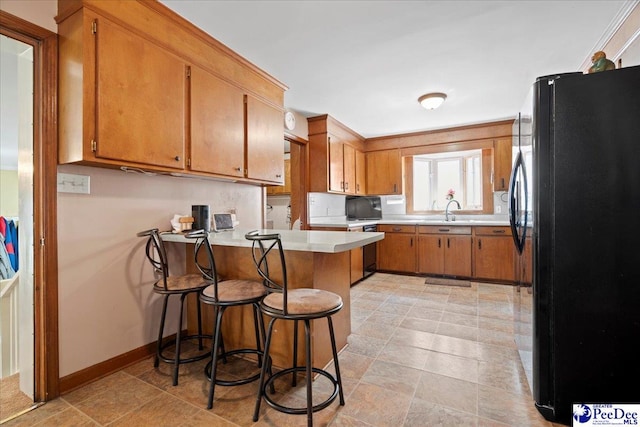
473, 226, 511, 236
378, 224, 416, 233
419, 225, 471, 235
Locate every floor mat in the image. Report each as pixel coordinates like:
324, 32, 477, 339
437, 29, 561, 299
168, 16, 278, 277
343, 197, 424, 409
425, 277, 471, 287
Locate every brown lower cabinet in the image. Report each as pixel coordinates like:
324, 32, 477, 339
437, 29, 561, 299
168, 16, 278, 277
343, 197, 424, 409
418, 226, 472, 277
376, 225, 417, 272
473, 226, 516, 282
377, 223, 517, 283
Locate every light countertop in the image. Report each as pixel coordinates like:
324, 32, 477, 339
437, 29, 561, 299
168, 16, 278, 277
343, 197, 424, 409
161, 228, 384, 253
309, 218, 510, 228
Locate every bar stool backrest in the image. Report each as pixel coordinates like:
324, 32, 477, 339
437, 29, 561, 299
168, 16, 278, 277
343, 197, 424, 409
137, 228, 170, 291
185, 229, 219, 299
245, 231, 289, 314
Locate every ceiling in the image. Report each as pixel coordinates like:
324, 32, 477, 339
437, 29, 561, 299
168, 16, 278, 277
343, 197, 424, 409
159, 0, 634, 138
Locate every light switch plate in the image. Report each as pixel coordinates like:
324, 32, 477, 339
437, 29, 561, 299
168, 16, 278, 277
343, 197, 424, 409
57, 173, 90, 194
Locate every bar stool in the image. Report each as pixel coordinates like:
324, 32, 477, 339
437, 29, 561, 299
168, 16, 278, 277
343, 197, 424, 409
246, 231, 345, 427
185, 230, 268, 410
137, 228, 211, 386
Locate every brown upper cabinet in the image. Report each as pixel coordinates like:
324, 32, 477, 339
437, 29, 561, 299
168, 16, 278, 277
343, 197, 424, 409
58, 10, 188, 170
56, 0, 286, 184
190, 68, 283, 182
190, 65, 244, 178
266, 159, 291, 195
245, 94, 285, 183
355, 149, 366, 195
308, 115, 365, 195
493, 137, 512, 191
366, 150, 402, 195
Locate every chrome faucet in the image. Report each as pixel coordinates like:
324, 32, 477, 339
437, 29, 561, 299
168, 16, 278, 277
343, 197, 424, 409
445, 199, 461, 221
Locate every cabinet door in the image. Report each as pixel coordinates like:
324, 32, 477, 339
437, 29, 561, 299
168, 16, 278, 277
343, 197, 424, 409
329, 137, 344, 192
190, 66, 244, 177
355, 149, 366, 195
418, 235, 445, 274
474, 235, 516, 281
266, 158, 291, 195
95, 16, 186, 169
378, 233, 416, 272
366, 150, 402, 195
493, 138, 512, 191
246, 95, 284, 183
444, 235, 472, 277
343, 144, 356, 194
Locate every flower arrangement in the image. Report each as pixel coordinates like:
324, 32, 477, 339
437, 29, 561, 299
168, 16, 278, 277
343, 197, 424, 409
446, 189, 455, 200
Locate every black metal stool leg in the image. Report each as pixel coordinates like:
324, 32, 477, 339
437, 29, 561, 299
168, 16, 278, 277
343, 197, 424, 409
172, 293, 188, 386
252, 303, 263, 366
328, 316, 345, 405
292, 319, 298, 386
304, 319, 313, 427
207, 306, 225, 409
196, 293, 204, 350
253, 316, 276, 422
155, 296, 170, 368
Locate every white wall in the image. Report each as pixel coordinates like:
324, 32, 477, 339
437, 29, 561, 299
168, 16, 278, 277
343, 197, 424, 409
0, 0, 57, 33
0, 170, 18, 217
56, 165, 262, 376
266, 195, 291, 229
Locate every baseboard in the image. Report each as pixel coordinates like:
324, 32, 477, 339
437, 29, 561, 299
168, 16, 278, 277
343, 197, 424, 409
58, 333, 179, 395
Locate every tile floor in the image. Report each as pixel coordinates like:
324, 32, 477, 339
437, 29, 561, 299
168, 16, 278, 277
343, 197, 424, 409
2, 273, 565, 427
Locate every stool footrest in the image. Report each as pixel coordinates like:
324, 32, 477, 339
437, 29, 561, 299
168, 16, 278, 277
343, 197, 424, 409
262, 367, 340, 415
205, 348, 265, 387
158, 334, 211, 365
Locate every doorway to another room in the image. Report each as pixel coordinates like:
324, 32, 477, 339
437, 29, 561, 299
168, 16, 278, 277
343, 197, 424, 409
0, 11, 59, 423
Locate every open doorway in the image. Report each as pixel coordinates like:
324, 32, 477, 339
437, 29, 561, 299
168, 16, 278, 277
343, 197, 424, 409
0, 33, 35, 420
0, 11, 59, 422
265, 135, 307, 231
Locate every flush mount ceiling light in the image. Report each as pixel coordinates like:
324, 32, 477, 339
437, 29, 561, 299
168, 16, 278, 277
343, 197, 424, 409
418, 92, 447, 110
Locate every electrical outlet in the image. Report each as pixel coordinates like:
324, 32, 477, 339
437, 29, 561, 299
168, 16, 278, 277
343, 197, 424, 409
496, 206, 502, 214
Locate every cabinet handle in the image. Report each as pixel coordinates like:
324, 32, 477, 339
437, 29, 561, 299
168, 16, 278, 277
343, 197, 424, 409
478, 239, 482, 249
276, 174, 282, 178
501, 178, 505, 188
493, 229, 506, 234
438, 228, 450, 232
356, 184, 360, 192
410, 237, 413, 247
393, 183, 397, 193
235, 167, 241, 172
174, 156, 181, 161
438, 238, 441, 248
345, 182, 349, 190
340, 181, 344, 190
392, 227, 402, 232
447, 238, 450, 248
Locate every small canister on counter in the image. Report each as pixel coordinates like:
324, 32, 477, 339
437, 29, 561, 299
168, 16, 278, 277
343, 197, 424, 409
191, 205, 211, 232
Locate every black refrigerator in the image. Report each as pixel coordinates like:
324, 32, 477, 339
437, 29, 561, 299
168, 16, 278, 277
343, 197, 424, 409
510, 65, 640, 425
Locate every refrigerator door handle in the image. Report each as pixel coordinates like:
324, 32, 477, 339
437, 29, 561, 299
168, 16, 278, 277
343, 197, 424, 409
509, 150, 527, 254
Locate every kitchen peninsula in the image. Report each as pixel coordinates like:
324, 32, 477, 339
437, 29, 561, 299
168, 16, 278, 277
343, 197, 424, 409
161, 228, 384, 369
